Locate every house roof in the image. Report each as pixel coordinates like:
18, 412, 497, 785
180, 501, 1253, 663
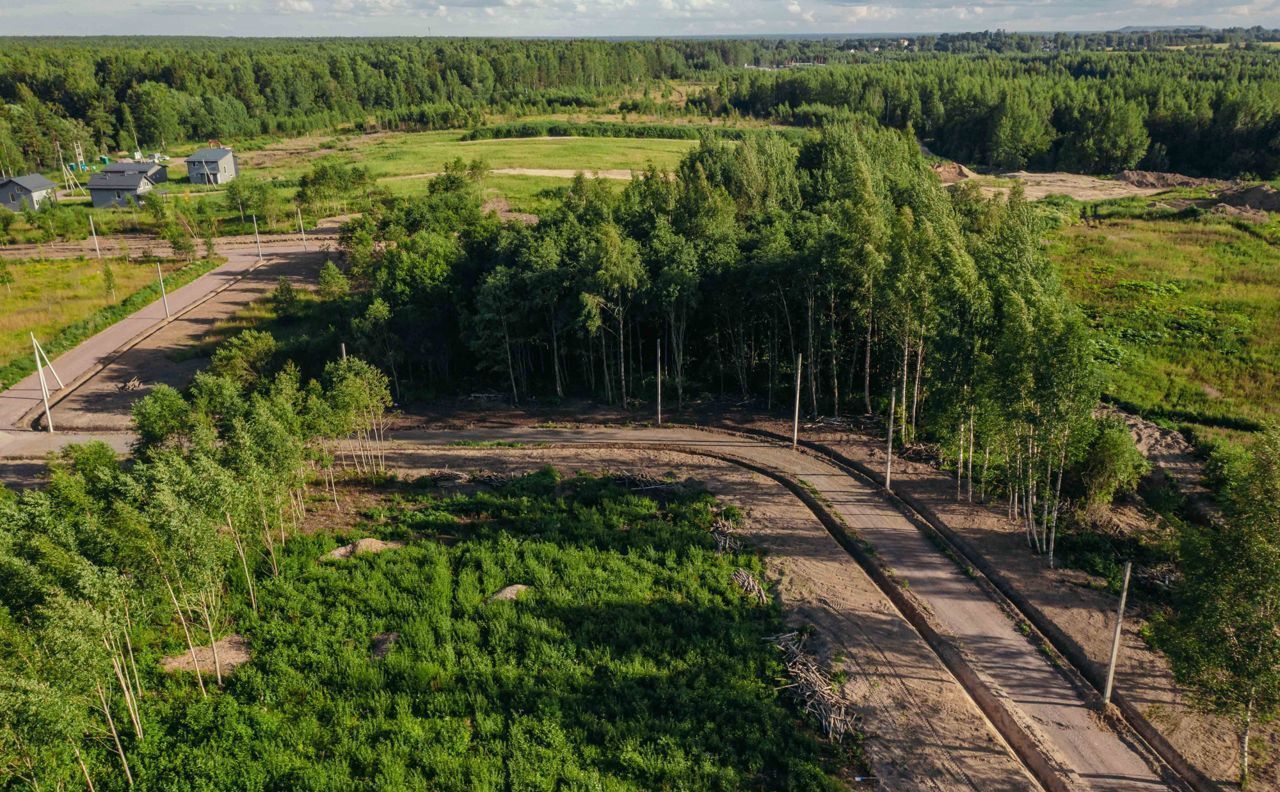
88, 172, 153, 191
185, 147, 234, 163
2, 174, 57, 193
103, 161, 163, 175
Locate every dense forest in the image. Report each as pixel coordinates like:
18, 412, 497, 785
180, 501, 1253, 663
6, 35, 1280, 178
321, 125, 1098, 562
698, 49, 1280, 177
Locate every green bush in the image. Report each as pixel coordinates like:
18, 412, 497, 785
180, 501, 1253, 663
1081, 416, 1150, 510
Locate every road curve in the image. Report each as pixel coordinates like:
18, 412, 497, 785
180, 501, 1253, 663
392, 426, 1175, 792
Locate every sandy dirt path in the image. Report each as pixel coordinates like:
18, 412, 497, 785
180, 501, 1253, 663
392, 426, 1173, 792
380, 444, 1039, 791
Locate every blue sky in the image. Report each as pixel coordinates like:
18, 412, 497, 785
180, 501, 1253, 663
1, 0, 1275, 37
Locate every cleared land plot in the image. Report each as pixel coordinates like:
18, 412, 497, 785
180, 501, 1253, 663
1049, 217, 1280, 431
233, 130, 697, 184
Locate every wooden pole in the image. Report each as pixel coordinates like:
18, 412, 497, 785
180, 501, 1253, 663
1103, 560, 1133, 707
297, 207, 307, 251
252, 214, 263, 260
656, 339, 662, 426
32, 335, 53, 433
89, 215, 102, 260
792, 354, 802, 449
155, 261, 170, 318
885, 388, 896, 491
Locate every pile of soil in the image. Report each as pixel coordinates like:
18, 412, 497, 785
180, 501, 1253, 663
1119, 170, 1219, 189
325, 537, 407, 560
161, 634, 251, 675
932, 161, 977, 184
1216, 183, 1280, 213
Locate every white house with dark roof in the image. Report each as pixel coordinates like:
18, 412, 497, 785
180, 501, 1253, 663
87, 171, 155, 209
185, 147, 237, 185
0, 174, 58, 211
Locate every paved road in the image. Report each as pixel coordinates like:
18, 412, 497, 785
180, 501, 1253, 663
0, 230, 332, 432
393, 426, 1173, 792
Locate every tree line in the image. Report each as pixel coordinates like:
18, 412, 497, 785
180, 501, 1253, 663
6, 36, 1280, 179
695, 49, 1280, 177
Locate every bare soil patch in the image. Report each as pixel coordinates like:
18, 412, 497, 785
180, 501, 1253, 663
370, 631, 399, 659
1217, 183, 1280, 213
1000, 171, 1165, 201
161, 634, 251, 675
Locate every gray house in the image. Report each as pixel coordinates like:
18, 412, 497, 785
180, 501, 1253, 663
0, 174, 58, 212
185, 148, 237, 185
102, 160, 168, 183
87, 171, 155, 209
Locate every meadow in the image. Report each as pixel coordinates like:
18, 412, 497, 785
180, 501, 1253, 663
0, 255, 215, 390
120, 471, 849, 790
1048, 215, 1280, 433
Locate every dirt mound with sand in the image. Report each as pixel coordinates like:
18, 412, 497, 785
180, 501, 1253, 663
932, 161, 977, 184
488, 584, 531, 602
1119, 170, 1220, 189
1217, 183, 1280, 213
326, 537, 407, 560
161, 634, 251, 675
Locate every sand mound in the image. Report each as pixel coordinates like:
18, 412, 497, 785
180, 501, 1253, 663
1217, 183, 1280, 213
371, 631, 399, 659
326, 537, 406, 560
932, 161, 977, 184
161, 634, 251, 675
1119, 170, 1218, 189
488, 584, 531, 602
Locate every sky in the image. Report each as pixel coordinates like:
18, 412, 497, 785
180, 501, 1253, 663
1, 0, 1276, 37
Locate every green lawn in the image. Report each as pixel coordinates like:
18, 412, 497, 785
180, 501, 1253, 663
123, 471, 850, 790
1049, 216, 1280, 431
0, 255, 216, 390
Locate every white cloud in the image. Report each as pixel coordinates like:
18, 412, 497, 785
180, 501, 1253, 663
10, 0, 1280, 35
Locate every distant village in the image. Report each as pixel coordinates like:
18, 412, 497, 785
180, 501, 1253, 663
0, 145, 238, 213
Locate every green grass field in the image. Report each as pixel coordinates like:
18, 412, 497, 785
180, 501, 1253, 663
0, 256, 214, 390
123, 471, 850, 790
1049, 216, 1280, 432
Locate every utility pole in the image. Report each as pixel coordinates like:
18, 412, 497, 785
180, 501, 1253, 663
656, 339, 662, 426
155, 261, 170, 318
1103, 560, 1133, 707
885, 388, 896, 491
89, 215, 102, 260
31, 334, 57, 433
297, 207, 307, 251
792, 354, 802, 449
252, 214, 263, 260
